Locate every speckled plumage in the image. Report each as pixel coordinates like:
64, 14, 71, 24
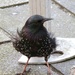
14, 31, 55, 57
13, 26, 56, 60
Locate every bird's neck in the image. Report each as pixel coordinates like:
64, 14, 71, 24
28, 23, 43, 34
30, 26, 41, 34
21, 26, 48, 40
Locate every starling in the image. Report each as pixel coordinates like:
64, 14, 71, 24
0, 15, 57, 75
12, 15, 57, 75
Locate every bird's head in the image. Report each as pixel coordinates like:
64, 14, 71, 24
26, 15, 52, 26
23, 15, 53, 34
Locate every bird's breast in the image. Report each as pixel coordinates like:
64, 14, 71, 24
13, 27, 56, 57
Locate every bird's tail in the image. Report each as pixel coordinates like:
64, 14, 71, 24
0, 27, 21, 43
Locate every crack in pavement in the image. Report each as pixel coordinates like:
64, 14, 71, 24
0, 2, 29, 9
51, 0, 75, 16
0, 40, 11, 45
51, 64, 64, 75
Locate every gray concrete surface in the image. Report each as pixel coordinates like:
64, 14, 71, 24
51, 0, 75, 38
0, 3, 29, 33
0, 0, 75, 75
56, 0, 75, 13
0, 0, 28, 7
70, 66, 75, 75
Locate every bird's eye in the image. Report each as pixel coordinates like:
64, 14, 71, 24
38, 20, 41, 22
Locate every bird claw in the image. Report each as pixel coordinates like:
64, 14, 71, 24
15, 68, 31, 75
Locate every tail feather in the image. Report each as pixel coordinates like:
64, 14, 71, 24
16, 28, 21, 41
0, 27, 14, 38
0, 27, 21, 42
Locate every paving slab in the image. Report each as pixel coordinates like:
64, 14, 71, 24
51, 1, 75, 38
52, 58, 75, 75
56, 0, 75, 13
0, 43, 22, 75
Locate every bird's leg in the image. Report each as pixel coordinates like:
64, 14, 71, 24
45, 57, 51, 75
46, 61, 51, 75
16, 58, 30, 75
21, 58, 30, 75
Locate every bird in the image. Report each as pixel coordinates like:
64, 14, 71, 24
13, 15, 57, 75
0, 15, 57, 75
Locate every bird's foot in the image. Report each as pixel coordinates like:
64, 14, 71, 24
15, 68, 31, 75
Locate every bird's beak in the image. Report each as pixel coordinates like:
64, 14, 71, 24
43, 18, 53, 23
